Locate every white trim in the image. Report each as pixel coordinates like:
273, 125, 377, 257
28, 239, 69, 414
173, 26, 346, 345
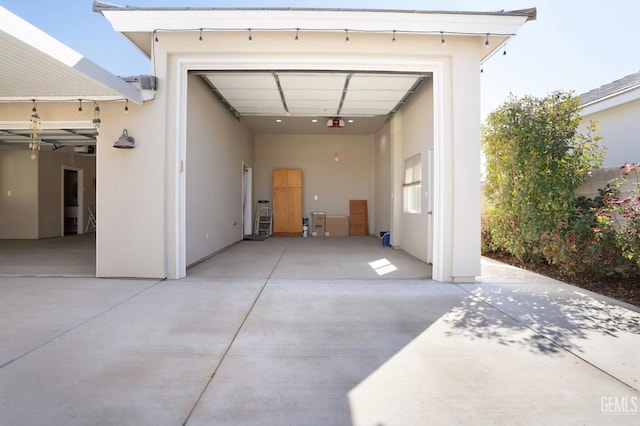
103, 9, 530, 35
171, 55, 443, 280
175, 61, 189, 279
580, 86, 640, 116
431, 63, 446, 282
61, 166, 84, 237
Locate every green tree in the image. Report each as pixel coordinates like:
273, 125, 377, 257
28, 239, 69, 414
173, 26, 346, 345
482, 91, 604, 261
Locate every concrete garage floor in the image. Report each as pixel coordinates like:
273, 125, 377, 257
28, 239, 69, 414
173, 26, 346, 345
0, 236, 639, 425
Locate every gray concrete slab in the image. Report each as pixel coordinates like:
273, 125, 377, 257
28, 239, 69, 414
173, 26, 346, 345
0, 278, 265, 425
0, 239, 638, 425
0, 234, 95, 277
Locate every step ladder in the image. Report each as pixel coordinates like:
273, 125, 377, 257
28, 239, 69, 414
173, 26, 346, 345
254, 200, 272, 237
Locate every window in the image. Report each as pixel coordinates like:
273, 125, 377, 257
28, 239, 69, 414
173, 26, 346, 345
403, 154, 421, 213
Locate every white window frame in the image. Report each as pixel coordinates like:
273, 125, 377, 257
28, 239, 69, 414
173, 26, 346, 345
403, 154, 422, 214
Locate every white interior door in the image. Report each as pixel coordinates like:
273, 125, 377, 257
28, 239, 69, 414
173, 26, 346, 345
242, 164, 253, 235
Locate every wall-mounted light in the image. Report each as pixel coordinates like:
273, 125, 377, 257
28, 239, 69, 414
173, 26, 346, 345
113, 129, 135, 149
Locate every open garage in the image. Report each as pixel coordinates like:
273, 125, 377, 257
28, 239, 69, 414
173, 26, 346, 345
1, 4, 534, 282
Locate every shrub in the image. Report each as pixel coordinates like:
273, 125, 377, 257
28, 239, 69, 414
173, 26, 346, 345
596, 163, 640, 271
482, 91, 604, 262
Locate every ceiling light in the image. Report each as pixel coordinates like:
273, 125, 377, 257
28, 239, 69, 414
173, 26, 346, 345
276, 119, 282, 123
311, 119, 318, 123
348, 119, 355, 123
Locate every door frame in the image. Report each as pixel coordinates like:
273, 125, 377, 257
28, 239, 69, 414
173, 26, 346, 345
61, 166, 84, 236
242, 162, 253, 236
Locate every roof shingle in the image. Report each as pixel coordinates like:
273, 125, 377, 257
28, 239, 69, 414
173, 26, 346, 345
579, 70, 640, 106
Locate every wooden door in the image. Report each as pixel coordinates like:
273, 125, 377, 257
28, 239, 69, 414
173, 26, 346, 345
272, 169, 302, 235
286, 169, 302, 233
349, 200, 368, 236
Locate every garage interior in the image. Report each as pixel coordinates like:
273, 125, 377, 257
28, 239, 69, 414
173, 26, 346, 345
0, 68, 433, 277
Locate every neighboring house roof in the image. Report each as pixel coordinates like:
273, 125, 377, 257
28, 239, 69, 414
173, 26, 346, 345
579, 70, 640, 113
0, 6, 143, 104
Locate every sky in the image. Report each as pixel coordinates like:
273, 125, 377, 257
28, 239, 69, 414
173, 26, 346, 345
1, 0, 639, 118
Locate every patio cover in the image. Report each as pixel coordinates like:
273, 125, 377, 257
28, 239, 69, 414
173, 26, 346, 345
0, 6, 142, 104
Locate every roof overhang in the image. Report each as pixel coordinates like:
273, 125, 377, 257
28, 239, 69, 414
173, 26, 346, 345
94, 2, 535, 62
0, 6, 143, 104
580, 85, 640, 116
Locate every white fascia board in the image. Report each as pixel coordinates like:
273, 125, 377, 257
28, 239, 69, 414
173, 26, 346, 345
580, 86, 640, 116
0, 6, 143, 104
103, 9, 530, 34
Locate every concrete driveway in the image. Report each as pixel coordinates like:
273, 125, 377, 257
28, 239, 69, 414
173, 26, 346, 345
0, 237, 638, 425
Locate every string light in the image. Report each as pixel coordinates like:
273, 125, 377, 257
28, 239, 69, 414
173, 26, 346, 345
503, 45, 507, 55
154, 30, 158, 43
124, 99, 129, 113
294, 28, 299, 42
198, 28, 203, 43
440, 31, 446, 46
345, 29, 350, 43
248, 28, 253, 42
392, 30, 396, 43
485, 33, 490, 47
77, 99, 83, 114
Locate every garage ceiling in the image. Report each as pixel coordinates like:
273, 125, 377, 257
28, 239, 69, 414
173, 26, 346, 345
196, 71, 429, 135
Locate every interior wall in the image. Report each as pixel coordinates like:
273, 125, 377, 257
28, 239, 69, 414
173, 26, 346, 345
254, 134, 372, 228
374, 122, 391, 236
185, 74, 254, 265
38, 151, 96, 238
0, 150, 38, 239
396, 79, 434, 263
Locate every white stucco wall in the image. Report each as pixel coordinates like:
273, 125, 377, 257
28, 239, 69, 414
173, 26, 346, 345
108, 27, 491, 281
185, 74, 254, 265
254, 134, 372, 224
374, 122, 391, 237
394, 79, 434, 264
96, 99, 167, 278
581, 96, 640, 167
0, 149, 38, 239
